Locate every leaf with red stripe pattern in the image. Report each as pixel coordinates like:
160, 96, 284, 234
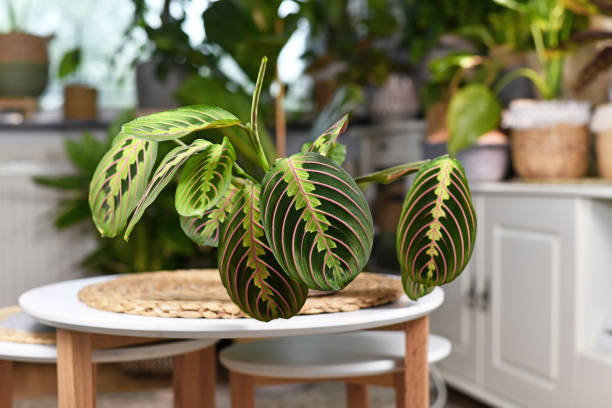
124, 139, 212, 240
397, 156, 477, 295
180, 185, 240, 247
301, 115, 348, 165
218, 181, 308, 321
122, 104, 240, 142
403, 277, 434, 301
89, 132, 157, 237
260, 152, 374, 291
175, 136, 235, 217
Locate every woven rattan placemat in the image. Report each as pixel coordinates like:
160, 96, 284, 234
78, 269, 403, 319
0, 306, 55, 344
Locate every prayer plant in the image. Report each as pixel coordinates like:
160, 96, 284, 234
89, 58, 477, 322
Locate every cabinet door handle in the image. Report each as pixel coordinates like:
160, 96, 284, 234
467, 276, 478, 309
480, 278, 491, 312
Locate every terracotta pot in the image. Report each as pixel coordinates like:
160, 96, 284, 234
0, 32, 50, 97
64, 85, 97, 121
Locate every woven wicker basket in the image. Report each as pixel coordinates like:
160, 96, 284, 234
511, 124, 589, 178
596, 130, 612, 178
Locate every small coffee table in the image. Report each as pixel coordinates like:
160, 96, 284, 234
20, 275, 444, 408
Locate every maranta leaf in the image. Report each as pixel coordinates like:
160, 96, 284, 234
301, 115, 348, 165
175, 136, 235, 217
122, 104, 240, 142
397, 156, 477, 290
261, 152, 374, 291
89, 132, 157, 237
218, 182, 308, 321
124, 139, 212, 240
181, 185, 240, 247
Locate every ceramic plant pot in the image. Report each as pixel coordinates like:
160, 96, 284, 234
0, 32, 50, 97
503, 99, 591, 179
368, 73, 419, 122
64, 85, 97, 121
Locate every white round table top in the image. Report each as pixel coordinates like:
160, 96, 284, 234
219, 332, 451, 379
19, 275, 444, 339
0, 338, 216, 364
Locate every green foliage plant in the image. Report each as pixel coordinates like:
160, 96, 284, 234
89, 57, 478, 322
34, 111, 200, 274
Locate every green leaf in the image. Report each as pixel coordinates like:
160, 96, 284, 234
89, 132, 158, 237
65, 132, 108, 174
218, 182, 308, 321
261, 153, 374, 291
397, 156, 477, 293
354, 160, 430, 187
174, 75, 277, 166
180, 185, 240, 247
121, 105, 241, 142
33, 175, 85, 190
124, 139, 212, 240
447, 84, 501, 155
58, 48, 81, 79
301, 115, 348, 165
175, 137, 236, 217
403, 277, 434, 301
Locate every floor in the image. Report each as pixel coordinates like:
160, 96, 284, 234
12, 362, 490, 408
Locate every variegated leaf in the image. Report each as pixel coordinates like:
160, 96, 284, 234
175, 137, 236, 217
124, 139, 212, 240
218, 182, 308, 321
301, 115, 348, 165
261, 152, 374, 291
122, 104, 240, 142
403, 277, 434, 301
89, 132, 157, 237
180, 185, 240, 246
397, 156, 477, 289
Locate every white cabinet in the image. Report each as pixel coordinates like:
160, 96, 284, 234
432, 189, 580, 407
482, 196, 575, 407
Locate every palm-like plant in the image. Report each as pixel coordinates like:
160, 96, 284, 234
89, 58, 477, 322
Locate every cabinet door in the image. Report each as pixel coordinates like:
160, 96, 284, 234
482, 196, 575, 407
430, 196, 484, 383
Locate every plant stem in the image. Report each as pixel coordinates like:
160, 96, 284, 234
232, 162, 258, 183
173, 139, 187, 147
249, 57, 271, 172
493, 67, 552, 99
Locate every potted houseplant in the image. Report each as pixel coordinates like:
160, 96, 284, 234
88, 58, 477, 321
0, 0, 51, 98
58, 46, 97, 121
492, 0, 591, 179
423, 53, 510, 182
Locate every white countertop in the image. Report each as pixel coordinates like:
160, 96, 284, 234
471, 180, 612, 199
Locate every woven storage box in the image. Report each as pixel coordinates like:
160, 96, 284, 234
595, 131, 612, 177
511, 124, 589, 179
591, 103, 612, 178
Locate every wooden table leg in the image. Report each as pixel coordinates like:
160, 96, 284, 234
0, 360, 13, 408
402, 316, 429, 408
56, 329, 96, 408
173, 345, 216, 408
229, 370, 254, 408
346, 383, 369, 408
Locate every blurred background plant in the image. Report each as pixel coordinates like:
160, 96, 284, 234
33, 111, 208, 274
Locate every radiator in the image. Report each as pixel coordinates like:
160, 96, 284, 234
0, 133, 97, 307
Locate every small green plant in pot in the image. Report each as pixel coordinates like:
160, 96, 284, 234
88, 58, 477, 322
424, 53, 509, 181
